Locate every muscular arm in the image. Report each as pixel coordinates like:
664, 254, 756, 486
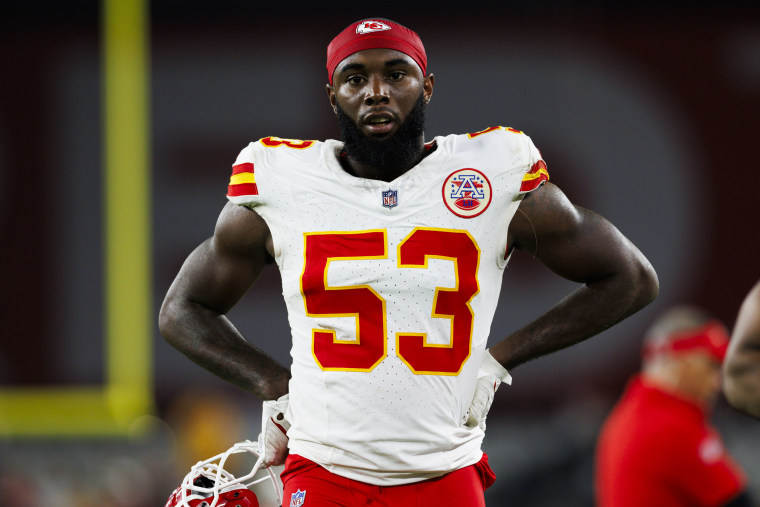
723, 280, 760, 419
489, 182, 659, 370
158, 202, 290, 400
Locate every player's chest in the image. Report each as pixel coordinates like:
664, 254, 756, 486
287, 166, 500, 232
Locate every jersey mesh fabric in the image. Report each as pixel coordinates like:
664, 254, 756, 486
227, 128, 546, 485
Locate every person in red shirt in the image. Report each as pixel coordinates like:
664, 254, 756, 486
595, 306, 752, 507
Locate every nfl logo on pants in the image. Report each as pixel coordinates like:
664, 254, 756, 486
290, 489, 306, 507
382, 189, 398, 209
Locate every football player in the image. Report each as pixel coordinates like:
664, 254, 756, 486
160, 18, 658, 505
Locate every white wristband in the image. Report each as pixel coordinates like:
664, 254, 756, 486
482, 349, 512, 385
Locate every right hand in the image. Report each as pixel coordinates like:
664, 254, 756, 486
257, 393, 291, 467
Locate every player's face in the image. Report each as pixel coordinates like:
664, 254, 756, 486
327, 48, 433, 140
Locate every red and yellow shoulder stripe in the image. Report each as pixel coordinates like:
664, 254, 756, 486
466, 126, 523, 138
227, 162, 257, 197
520, 160, 549, 192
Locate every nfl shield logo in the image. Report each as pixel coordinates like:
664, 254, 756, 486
290, 489, 306, 507
382, 189, 398, 209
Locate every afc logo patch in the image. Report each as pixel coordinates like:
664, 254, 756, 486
290, 489, 306, 507
442, 168, 492, 218
382, 189, 398, 209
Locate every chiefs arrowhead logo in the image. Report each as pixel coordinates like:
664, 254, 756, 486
356, 20, 392, 34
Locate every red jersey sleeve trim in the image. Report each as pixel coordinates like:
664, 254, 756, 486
227, 162, 259, 197
519, 160, 549, 192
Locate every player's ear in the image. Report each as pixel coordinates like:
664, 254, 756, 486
423, 73, 434, 105
326, 84, 338, 115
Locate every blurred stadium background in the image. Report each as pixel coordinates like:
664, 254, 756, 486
1, 0, 759, 505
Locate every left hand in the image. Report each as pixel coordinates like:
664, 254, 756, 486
465, 350, 511, 431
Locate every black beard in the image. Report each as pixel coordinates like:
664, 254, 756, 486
336, 93, 427, 176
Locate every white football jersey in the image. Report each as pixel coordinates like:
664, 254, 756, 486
226, 127, 548, 485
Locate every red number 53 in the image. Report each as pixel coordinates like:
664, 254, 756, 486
301, 228, 480, 375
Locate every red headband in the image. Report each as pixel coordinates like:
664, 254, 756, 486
643, 321, 730, 363
326, 18, 427, 85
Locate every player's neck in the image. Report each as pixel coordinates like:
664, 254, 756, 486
341, 151, 421, 182
339, 138, 433, 182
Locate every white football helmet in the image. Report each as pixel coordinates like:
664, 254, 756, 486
165, 440, 283, 507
